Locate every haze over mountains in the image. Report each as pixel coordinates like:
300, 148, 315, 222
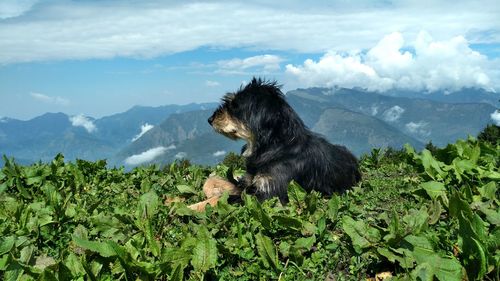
1, 87, 498, 166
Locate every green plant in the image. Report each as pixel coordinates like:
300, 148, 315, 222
0, 137, 498, 280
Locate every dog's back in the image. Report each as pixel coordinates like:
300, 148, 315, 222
285, 133, 361, 197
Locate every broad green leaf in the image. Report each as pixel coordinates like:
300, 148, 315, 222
64, 253, 86, 277
404, 235, 434, 262
0, 236, 15, 255
136, 190, 159, 219
170, 263, 187, 281
469, 237, 488, 279
273, 215, 302, 231
191, 226, 217, 272
145, 220, 160, 257
4, 261, 23, 281
411, 263, 434, 281
326, 195, 340, 221
405, 235, 463, 281
72, 236, 116, 257
255, 232, 279, 270
293, 235, 316, 251
342, 216, 380, 253
245, 195, 271, 229
427, 200, 442, 225
0, 181, 7, 193
162, 248, 191, 265
288, 181, 306, 206
34, 255, 56, 271
317, 216, 326, 237
419, 181, 446, 201
420, 149, 447, 180
402, 208, 429, 234
0, 254, 9, 270
478, 181, 497, 200
449, 192, 473, 219
176, 184, 197, 194
478, 204, 500, 226
377, 247, 414, 269
482, 170, 500, 180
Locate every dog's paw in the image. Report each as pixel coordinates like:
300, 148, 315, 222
187, 196, 221, 212
202, 176, 240, 198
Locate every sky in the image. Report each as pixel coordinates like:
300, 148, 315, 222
0, 0, 499, 120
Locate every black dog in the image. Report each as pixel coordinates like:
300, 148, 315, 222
208, 78, 361, 202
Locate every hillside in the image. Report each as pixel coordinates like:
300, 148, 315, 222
0, 103, 217, 164
312, 108, 423, 155
1, 87, 497, 167
0, 137, 498, 280
287, 88, 497, 146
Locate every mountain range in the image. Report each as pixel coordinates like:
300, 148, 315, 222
0, 88, 498, 166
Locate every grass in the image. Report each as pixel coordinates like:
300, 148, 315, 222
0, 138, 498, 280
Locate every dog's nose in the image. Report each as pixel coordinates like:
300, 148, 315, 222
208, 115, 214, 125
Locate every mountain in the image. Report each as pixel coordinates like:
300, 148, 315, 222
287, 87, 497, 146
1, 87, 497, 167
0, 113, 113, 162
382, 88, 500, 107
312, 108, 423, 156
0, 103, 217, 164
94, 103, 217, 147
116, 109, 244, 166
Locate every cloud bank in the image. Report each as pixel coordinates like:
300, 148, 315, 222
131, 123, 154, 142
491, 110, 500, 125
175, 152, 187, 159
69, 115, 96, 133
213, 150, 226, 157
286, 32, 498, 92
217, 55, 283, 74
382, 105, 405, 122
30, 92, 69, 106
1, 1, 498, 64
0, 0, 39, 19
205, 80, 220, 87
125, 146, 168, 165
405, 121, 431, 137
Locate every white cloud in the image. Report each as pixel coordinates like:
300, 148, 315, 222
131, 123, 154, 142
205, 80, 220, 87
217, 55, 284, 74
165, 144, 176, 150
0, 0, 39, 19
69, 114, 97, 133
125, 146, 168, 166
405, 121, 431, 137
175, 152, 187, 159
491, 110, 500, 125
5, 1, 497, 65
382, 105, 405, 122
30, 92, 69, 106
286, 31, 499, 92
371, 105, 379, 116
213, 150, 226, 157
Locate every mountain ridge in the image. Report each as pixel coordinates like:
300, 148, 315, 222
1, 87, 498, 166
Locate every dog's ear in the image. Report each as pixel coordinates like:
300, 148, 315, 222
222, 93, 235, 104
244, 77, 282, 97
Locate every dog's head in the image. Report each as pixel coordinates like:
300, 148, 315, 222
209, 78, 305, 154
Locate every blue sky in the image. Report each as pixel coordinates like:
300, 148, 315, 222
0, 0, 499, 120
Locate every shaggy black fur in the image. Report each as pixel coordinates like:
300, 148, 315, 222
208, 78, 361, 202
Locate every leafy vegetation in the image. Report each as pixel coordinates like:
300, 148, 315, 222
0, 136, 498, 280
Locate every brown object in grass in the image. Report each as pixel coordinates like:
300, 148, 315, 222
188, 176, 241, 212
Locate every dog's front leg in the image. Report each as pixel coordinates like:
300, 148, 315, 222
249, 174, 289, 203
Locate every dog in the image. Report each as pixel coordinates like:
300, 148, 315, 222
189, 78, 360, 211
